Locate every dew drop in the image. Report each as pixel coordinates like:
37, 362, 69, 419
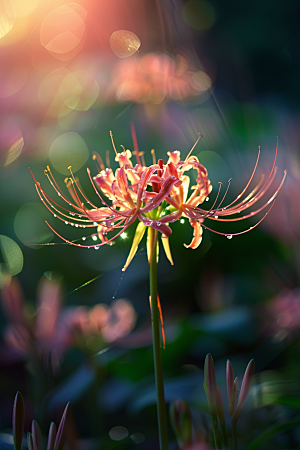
54, 214, 57, 218
75, 224, 78, 227
92, 235, 97, 241
93, 222, 98, 226
226, 235, 233, 239
58, 192, 61, 196
82, 237, 86, 241
214, 215, 218, 219
94, 246, 100, 250
205, 197, 209, 201
65, 221, 68, 225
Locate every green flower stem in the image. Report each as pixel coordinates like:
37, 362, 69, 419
211, 414, 222, 450
231, 419, 238, 450
149, 227, 169, 450
221, 424, 228, 448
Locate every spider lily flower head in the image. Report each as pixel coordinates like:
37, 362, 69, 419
31, 130, 286, 271
226, 359, 255, 422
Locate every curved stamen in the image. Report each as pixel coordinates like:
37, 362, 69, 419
201, 199, 277, 237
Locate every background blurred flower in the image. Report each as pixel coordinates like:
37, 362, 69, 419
58, 299, 137, 353
111, 52, 212, 105
1, 275, 62, 367
263, 288, 300, 341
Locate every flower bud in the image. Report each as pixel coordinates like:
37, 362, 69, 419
46, 423, 57, 450
54, 402, 71, 450
13, 392, 25, 450
32, 421, 43, 450
169, 400, 193, 449
204, 354, 217, 415
232, 359, 255, 421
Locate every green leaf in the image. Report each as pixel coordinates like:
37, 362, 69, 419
247, 420, 300, 450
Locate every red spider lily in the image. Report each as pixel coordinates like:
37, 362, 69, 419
30, 132, 286, 271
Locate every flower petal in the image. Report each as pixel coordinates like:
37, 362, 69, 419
184, 220, 203, 249
138, 214, 172, 237
161, 236, 174, 265
122, 222, 146, 271
141, 175, 181, 213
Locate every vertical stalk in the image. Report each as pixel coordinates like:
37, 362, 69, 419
149, 228, 169, 450
211, 415, 222, 450
231, 420, 238, 450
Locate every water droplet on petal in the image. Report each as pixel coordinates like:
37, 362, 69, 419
214, 215, 218, 219
65, 221, 68, 224
205, 197, 209, 201
226, 234, 233, 239
94, 246, 99, 250
82, 237, 86, 241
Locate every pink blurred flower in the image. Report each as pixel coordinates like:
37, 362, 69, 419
1, 276, 62, 367
263, 288, 300, 340
110, 52, 212, 104
57, 299, 137, 353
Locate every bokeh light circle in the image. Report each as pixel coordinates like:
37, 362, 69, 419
110, 30, 141, 58
60, 70, 100, 111
0, 235, 23, 276
38, 68, 73, 118
14, 203, 54, 248
40, 3, 87, 59
0, 120, 24, 166
49, 132, 89, 175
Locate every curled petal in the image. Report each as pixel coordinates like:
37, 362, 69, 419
84, 207, 115, 222
167, 150, 181, 165
184, 220, 203, 249
138, 215, 172, 237
141, 175, 182, 213
122, 222, 146, 271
